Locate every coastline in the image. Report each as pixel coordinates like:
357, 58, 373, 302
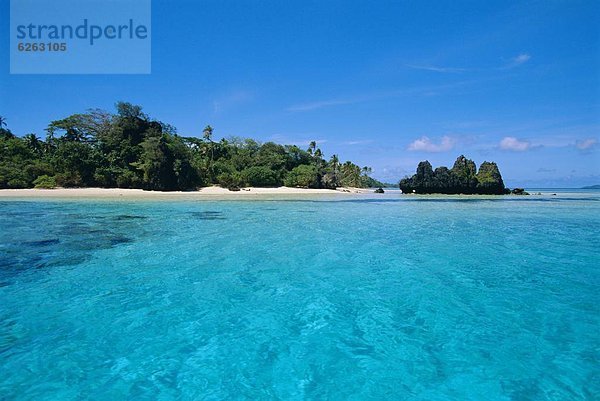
0, 186, 372, 199
0, 187, 592, 201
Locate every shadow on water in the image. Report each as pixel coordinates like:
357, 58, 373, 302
21, 239, 60, 247
113, 215, 149, 221
190, 211, 227, 220
0, 207, 149, 285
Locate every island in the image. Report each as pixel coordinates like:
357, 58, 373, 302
582, 184, 600, 189
0, 103, 386, 192
399, 156, 516, 195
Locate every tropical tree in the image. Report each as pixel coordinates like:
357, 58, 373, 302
23, 134, 42, 154
330, 154, 340, 175
340, 161, 362, 187
0, 116, 15, 139
284, 164, 318, 188
203, 125, 215, 180
0, 103, 381, 191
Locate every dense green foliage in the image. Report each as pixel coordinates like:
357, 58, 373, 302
33, 175, 57, 189
399, 155, 508, 194
284, 165, 319, 188
0, 104, 377, 191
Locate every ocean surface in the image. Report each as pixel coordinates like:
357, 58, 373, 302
1, 190, 599, 400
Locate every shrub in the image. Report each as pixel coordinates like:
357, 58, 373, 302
55, 172, 83, 188
0, 166, 31, 188
217, 171, 244, 189
7, 178, 30, 188
284, 165, 318, 188
241, 166, 280, 187
33, 175, 57, 189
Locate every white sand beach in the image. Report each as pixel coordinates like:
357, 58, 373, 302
0, 186, 373, 199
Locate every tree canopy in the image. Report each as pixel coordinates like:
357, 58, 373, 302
0, 103, 380, 191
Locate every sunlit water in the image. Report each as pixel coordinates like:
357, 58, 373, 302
1, 191, 599, 400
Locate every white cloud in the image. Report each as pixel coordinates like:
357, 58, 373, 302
343, 139, 373, 145
499, 136, 531, 151
406, 53, 531, 74
286, 98, 361, 112
407, 136, 455, 152
405, 64, 466, 73
286, 81, 474, 112
513, 53, 531, 65
575, 138, 598, 150
503, 53, 531, 69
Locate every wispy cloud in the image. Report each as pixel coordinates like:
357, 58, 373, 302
212, 90, 254, 114
404, 64, 467, 73
512, 53, 531, 65
537, 167, 556, 173
286, 80, 474, 112
407, 136, 456, 153
286, 98, 363, 112
406, 53, 531, 74
343, 139, 374, 146
499, 136, 531, 151
575, 138, 598, 151
503, 53, 531, 69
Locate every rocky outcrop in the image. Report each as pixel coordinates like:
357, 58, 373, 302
399, 155, 508, 195
451, 155, 478, 194
511, 188, 529, 195
476, 162, 505, 195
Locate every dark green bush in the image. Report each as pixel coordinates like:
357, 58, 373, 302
241, 166, 280, 187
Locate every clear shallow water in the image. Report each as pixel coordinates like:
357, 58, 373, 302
0, 193, 599, 400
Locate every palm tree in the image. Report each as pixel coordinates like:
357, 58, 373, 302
24, 133, 42, 153
45, 127, 56, 146
0, 116, 15, 139
203, 125, 215, 181
341, 161, 362, 187
203, 125, 213, 142
307, 141, 316, 156
330, 154, 340, 175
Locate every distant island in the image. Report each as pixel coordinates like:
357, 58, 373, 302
399, 156, 521, 195
0, 103, 386, 191
581, 184, 600, 189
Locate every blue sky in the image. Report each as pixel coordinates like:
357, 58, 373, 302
1, 0, 599, 186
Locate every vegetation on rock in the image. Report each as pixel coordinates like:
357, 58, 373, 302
399, 156, 509, 195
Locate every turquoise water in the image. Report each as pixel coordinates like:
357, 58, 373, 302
1, 192, 599, 400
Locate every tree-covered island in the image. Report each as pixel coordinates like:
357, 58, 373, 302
399, 156, 516, 195
0, 103, 385, 191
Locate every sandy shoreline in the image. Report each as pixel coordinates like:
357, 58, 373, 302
0, 186, 373, 199
1, 187, 575, 201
